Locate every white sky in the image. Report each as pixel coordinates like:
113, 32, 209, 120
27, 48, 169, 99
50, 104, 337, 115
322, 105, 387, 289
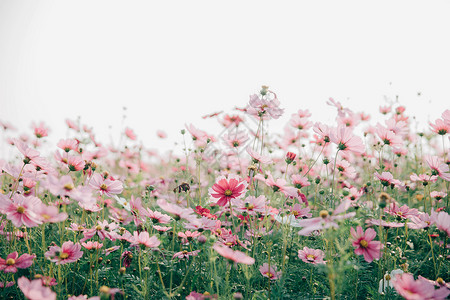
0, 1, 449, 155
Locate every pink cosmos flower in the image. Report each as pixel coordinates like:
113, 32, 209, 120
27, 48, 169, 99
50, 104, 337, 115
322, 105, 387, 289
290, 204, 312, 219
296, 200, 356, 236
429, 118, 450, 135
234, 195, 267, 216
143, 208, 171, 224
385, 203, 419, 220
350, 226, 382, 263
82, 241, 103, 250
259, 263, 282, 280
173, 250, 201, 260
32, 121, 49, 138
223, 129, 249, 148
246, 146, 272, 164
125, 127, 137, 140
379, 105, 391, 115
410, 173, 438, 184
35, 204, 68, 224
14, 139, 41, 165
156, 199, 195, 221
313, 122, 332, 143
213, 244, 255, 265
45, 241, 83, 264
18, 276, 56, 300
89, 173, 123, 197
431, 210, 450, 236
375, 124, 403, 148
131, 231, 161, 248
209, 174, 247, 206
392, 273, 450, 300
0, 252, 35, 273
156, 130, 167, 139
246, 92, 284, 120
57, 139, 79, 152
178, 230, 201, 241
291, 175, 310, 189
298, 247, 325, 264
425, 155, 450, 181
255, 172, 297, 198
374, 171, 402, 187
0, 194, 42, 227
67, 155, 85, 171
290, 114, 312, 131
330, 125, 365, 154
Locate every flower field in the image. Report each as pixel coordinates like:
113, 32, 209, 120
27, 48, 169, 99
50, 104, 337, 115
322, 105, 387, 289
0, 87, 449, 299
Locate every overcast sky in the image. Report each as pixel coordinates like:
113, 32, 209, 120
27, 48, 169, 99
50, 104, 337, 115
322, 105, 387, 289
0, 1, 449, 155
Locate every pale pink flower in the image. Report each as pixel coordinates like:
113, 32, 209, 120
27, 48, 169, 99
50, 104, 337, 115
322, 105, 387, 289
45, 241, 83, 264
385, 203, 419, 220
425, 155, 450, 181
296, 200, 356, 236
246, 146, 272, 164
290, 114, 312, 131
392, 273, 450, 300
125, 127, 137, 140
82, 241, 103, 250
350, 226, 382, 263
35, 204, 68, 223
178, 230, 201, 241
255, 172, 297, 198
89, 173, 123, 197
233, 195, 267, 216
379, 105, 391, 115
0, 194, 42, 227
330, 125, 365, 154
14, 139, 41, 165
57, 139, 79, 152
298, 247, 325, 264
173, 250, 200, 260
431, 210, 450, 236
32, 121, 49, 138
429, 118, 450, 135
213, 244, 255, 265
259, 263, 281, 280
156, 199, 195, 221
131, 231, 161, 248
0, 252, 35, 273
246, 92, 284, 120
18, 276, 56, 300
290, 204, 312, 219
291, 175, 310, 189
410, 173, 438, 184
313, 122, 332, 143
67, 155, 85, 172
143, 208, 171, 224
375, 124, 403, 148
223, 129, 249, 148
156, 130, 167, 139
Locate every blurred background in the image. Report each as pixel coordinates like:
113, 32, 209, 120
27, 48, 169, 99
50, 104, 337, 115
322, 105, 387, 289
0, 0, 449, 155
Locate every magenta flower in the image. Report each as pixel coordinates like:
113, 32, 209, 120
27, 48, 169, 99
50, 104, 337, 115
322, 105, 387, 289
18, 276, 56, 300
45, 241, 83, 264
259, 263, 281, 280
0, 194, 42, 228
209, 174, 247, 207
350, 226, 382, 263
0, 252, 35, 273
298, 247, 325, 264
89, 173, 123, 197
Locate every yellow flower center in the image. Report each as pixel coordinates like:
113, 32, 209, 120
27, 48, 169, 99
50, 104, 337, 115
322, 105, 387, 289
6, 258, 15, 265
247, 204, 254, 210
319, 210, 329, 218
265, 272, 274, 278
224, 189, 232, 196
95, 225, 103, 230
59, 253, 69, 259
306, 254, 315, 261
100, 184, 108, 191
360, 240, 369, 248
17, 206, 25, 214
63, 184, 74, 191
42, 214, 51, 220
